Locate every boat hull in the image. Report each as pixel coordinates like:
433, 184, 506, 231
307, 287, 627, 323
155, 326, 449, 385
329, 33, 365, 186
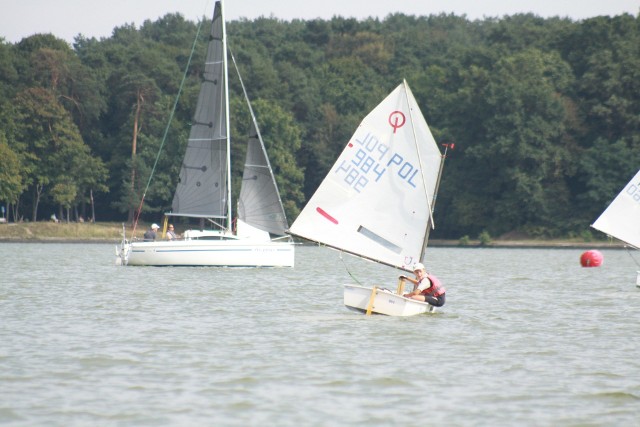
343, 284, 436, 316
119, 239, 295, 267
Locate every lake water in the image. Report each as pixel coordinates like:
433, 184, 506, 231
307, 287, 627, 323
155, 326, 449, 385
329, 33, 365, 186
1, 243, 639, 426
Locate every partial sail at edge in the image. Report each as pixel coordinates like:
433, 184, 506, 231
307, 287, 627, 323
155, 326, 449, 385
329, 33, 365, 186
592, 169, 640, 249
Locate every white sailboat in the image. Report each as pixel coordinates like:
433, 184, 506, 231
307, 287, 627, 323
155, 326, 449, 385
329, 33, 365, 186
591, 169, 640, 286
117, 1, 294, 267
288, 80, 446, 316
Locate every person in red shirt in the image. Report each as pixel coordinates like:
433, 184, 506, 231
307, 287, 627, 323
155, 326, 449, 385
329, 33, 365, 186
401, 262, 446, 307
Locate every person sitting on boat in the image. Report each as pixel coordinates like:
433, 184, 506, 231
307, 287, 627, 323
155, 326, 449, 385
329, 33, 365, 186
166, 224, 179, 241
143, 223, 159, 241
400, 262, 446, 307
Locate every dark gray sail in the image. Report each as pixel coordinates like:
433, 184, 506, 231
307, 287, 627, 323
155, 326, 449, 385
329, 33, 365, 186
237, 121, 289, 235
171, 1, 229, 220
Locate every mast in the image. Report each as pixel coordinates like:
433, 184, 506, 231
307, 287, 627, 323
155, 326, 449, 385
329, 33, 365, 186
402, 79, 445, 264
165, 1, 234, 224
420, 146, 447, 262
221, 0, 232, 232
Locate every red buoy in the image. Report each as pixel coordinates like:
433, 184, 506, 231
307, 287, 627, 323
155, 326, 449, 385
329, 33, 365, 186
580, 250, 603, 267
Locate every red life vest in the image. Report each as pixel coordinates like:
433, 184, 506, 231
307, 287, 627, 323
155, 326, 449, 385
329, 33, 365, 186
419, 274, 445, 297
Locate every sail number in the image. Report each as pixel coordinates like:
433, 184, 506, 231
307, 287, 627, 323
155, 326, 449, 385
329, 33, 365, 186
626, 183, 640, 202
334, 132, 420, 193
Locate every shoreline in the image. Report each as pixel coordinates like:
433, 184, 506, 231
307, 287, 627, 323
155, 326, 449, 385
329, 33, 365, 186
0, 221, 627, 249
0, 237, 627, 249
429, 239, 626, 249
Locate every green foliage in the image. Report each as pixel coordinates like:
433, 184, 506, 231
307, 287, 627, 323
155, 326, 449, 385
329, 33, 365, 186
0, 135, 24, 205
11, 83, 107, 221
478, 231, 492, 246
0, 11, 638, 238
580, 229, 593, 242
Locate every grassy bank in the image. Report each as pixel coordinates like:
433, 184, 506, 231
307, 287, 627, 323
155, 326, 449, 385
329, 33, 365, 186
0, 221, 146, 242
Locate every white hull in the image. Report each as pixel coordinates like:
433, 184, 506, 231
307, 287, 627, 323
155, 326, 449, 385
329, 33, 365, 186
343, 284, 436, 316
119, 239, 294, 267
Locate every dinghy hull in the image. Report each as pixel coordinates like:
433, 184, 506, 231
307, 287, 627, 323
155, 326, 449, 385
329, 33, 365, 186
344, 284, 436, 316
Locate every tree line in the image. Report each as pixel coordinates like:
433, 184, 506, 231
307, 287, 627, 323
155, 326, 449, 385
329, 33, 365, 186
0, 12, 638, 239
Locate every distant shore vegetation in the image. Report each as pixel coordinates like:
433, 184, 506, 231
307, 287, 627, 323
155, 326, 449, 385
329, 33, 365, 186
0, 12, 638, 240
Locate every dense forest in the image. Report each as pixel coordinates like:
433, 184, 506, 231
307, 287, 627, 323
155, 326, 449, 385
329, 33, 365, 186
0, 11, 638, 240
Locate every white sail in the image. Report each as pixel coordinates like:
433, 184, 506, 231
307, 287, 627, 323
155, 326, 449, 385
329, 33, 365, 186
592, 169, 640, 249
289, 81, 442, 270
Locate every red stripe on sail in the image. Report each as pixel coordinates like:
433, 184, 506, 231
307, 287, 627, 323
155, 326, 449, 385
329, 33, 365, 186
316, 207, 338, 224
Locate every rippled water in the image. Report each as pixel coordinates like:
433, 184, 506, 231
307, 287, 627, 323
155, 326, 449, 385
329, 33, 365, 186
1, 243, 639, 426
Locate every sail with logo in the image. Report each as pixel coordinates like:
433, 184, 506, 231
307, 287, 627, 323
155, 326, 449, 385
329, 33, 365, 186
288, 80, 447, 315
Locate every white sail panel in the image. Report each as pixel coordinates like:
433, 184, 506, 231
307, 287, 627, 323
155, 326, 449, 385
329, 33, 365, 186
592, 169, 640, 249
289, 81, 442, 269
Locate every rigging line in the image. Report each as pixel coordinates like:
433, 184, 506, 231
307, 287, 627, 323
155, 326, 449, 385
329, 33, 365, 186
129, 15, 206, 240
339, 251, 364, 285
625, 246, 640, 268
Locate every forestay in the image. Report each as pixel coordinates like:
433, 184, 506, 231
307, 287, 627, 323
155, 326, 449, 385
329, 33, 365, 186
289, 80, 442, 270
592, 169, 640, 249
